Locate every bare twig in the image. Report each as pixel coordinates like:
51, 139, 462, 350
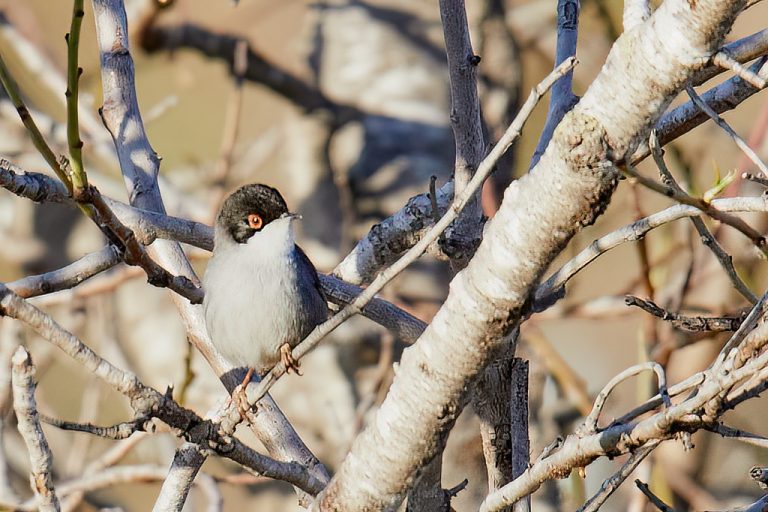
686, 85, 768, 176
41, 414, 144, 440
743, 172, 768, 187
577, 441, 660, 512
7, 246, 122, 299
713, 51, 767, 89
438, 0, 486, 267
707, 424, 768, 449
534, 196, 768, 311
625, 296, 744, 332
11, 347, 60, 512
634, 57, 768, 163
583, 362, 670, 433
66, 0, 87, 192
623, 163, 767, 254
635, 480, 676, 512
649, 131, 757, 303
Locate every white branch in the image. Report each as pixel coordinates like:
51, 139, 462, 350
623, 0, 651, 32
315, 0, 747, 508
11, 347, 60, 512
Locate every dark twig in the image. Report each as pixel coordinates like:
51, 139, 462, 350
625, 296, 744, 333
634, 57, 768, 164
578, 441, 660, 512
706, 424, 768, 450
529, 0, 580, 169
40, 414, 146, 440
649, 131, 757, 304
635, 480, 677, 512
743, 172, 768, 188
76, 186, 204, 304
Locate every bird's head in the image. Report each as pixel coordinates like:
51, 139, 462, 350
215, 184, 300, 249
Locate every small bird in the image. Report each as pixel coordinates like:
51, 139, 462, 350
203, 184, 328, 398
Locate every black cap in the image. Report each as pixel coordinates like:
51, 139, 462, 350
217, 184, 290, 243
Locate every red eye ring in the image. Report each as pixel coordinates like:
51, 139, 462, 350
247, 214, 263, 230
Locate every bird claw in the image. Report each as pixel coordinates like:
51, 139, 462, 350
232, 367, 254, 420
280, 343, 302, 375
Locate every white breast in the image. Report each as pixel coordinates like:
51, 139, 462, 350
203, 218, 304, 373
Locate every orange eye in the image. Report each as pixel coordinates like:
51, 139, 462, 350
247, 214, 263, 230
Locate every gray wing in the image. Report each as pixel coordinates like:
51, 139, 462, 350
294, 245, 329, 322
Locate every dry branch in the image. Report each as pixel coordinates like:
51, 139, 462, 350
11, 347, 60, 512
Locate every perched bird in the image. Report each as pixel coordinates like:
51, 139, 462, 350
203, 184, 328, 394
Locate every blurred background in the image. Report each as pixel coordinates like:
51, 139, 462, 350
0, 0, 766, 510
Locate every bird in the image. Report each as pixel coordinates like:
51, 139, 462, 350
203, 184, 328, 406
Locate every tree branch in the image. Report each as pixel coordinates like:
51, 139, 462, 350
319, 1, 747, 508
529, 0, 580, 169
11, 347, 60, 512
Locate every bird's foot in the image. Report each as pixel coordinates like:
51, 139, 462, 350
232, 367, 254, 420
280, 343, 302, 375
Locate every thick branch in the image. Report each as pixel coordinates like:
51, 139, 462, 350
316, 1, 747, 508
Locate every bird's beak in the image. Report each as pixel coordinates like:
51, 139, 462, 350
281, 212, 302, 221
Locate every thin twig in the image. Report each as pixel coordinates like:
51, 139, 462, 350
623, 163, 767, 255
635, 480, 677, 512
716, 288, 768, 364
577, 441, 660, 512
712, 51, 767, 89
583, 362, 670, 433
634, 57, 768, 164
686, 85, 768, 176
743, 172, 768, 187
625, 296, 744, 332
41, 414, 145, 440
707, 424, 768, 449
534, 196, 768, 311
649, 130, 757, 303
0, 54, 72, 189
66, 0, 88, 192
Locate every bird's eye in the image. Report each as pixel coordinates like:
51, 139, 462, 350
247, 213, 263, 230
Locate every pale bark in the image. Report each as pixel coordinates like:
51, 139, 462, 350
11, 347, 60, 512
315, 1, 747, 509
623, 0, 651, 31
